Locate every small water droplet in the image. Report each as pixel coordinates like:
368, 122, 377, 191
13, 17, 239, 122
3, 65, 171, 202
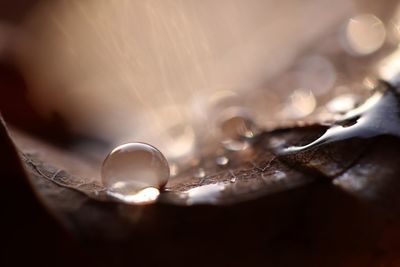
102, 142, 170, 204
216, 156, 229, 166
230, 177, 237, 183
219, 109, 259, 140
193, 168, 206, 178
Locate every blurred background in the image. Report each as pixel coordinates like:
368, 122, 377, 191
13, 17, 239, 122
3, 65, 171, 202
0, 0, 399, 164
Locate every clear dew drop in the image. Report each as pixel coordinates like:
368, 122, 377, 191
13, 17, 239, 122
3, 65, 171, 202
101, 142, 170, 204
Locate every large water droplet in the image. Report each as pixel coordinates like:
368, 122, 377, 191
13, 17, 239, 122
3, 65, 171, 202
102, 142, 170, 204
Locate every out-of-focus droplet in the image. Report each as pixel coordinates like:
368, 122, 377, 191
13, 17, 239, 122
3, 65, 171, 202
244, 89, 282, 127
220, 115, 257, 140
326, 94, 360, 114
170, 163, 179, 177
344, 14, 386, 56
363, 76, 379, 91
102, 142, 169, 204
207, 90, 240, 112
150, 105, 196, 161
217, 108, 259, 140
193, 168, 206, 178
162, 123, 196, 160
192, 89, 239, 125
221, 139, 250, 151
297, 55, 336, 96
216, 156, 229, 166
284, 89, 316, 118
230, 177, 237, 183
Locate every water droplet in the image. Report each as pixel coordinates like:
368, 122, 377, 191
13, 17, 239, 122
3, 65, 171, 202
363, 76, 379, 91
216, 156, 229, 166
343, 14, 386, 56
296, 55, 336, 96
230, 177, 237, 183
193, 168, 206, 178
102, 142, 169, 204
217, 108, 259, 140
162, 123, 196, 160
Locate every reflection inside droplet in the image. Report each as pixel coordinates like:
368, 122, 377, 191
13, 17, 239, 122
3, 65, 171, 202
102, 142, 170, 204
107, 187, 160, 204
344, 14, 386, 55
297, 55, 336, 96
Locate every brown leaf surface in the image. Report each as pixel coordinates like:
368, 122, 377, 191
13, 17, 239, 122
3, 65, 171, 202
4, 110, 400, 266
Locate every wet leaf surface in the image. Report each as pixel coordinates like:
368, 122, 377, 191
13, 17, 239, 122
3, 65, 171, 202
4, 106, 400, 266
